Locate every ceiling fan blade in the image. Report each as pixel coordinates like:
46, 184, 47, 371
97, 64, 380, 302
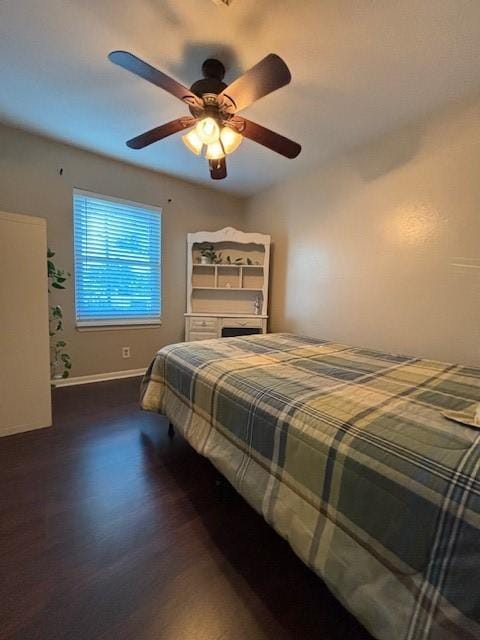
219, 54, 291, 113
126, 118, 197, 149
108, 51, 201, 108
209, 157, 227, 180
235, 118, 301, 159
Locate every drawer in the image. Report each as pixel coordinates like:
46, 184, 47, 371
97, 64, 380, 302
189, 317, 218, 331
188, 331, 218, 342
220, 317, 264, 329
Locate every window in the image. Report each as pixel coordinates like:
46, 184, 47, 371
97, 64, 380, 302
73, 190, 162, 327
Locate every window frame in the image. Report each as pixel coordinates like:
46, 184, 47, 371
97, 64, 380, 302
72, 188, 163, 329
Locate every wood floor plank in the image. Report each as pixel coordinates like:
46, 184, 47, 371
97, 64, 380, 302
0, 377, 373, 640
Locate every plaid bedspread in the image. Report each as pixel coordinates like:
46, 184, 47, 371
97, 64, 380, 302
140, 333, 480, 640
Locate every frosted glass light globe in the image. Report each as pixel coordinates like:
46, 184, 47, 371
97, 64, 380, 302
196, 117, 220, 145
205, 141, 225, 160
182, 129, 203, 155
220, 127, 243, 154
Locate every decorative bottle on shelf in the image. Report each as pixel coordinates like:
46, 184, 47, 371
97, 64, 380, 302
253, 295, 261, 315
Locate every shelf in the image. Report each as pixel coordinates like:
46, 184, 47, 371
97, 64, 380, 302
185, 313, 268, 318
193, 263, 263, 269
192, 287, 263, 291
187, 228, 270, 318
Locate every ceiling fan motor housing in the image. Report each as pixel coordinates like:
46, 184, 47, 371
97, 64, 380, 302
190, 59, 227, 98
188, 59, 229, 120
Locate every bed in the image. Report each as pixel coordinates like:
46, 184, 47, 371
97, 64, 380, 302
140, 333, 480, 640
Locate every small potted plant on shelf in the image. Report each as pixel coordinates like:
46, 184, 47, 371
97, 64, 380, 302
199, 245, 222, 265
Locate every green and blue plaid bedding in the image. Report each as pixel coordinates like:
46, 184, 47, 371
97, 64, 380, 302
140, 333, 480, 640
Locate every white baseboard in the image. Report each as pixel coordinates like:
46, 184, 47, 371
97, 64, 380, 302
52, 367, 147, 387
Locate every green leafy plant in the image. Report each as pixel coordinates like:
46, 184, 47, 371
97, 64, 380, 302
48, 248, 72, 380
200, 245, 222, 264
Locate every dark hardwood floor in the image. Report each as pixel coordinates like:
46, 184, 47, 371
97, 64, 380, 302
0, 378, 373, 640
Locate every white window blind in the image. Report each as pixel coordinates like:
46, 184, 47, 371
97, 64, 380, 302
73, 190, 162, 327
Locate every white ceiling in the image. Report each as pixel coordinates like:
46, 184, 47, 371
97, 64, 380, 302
1, 0, 480, 196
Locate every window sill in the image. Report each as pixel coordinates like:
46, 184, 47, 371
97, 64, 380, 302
76, 321, 162, 332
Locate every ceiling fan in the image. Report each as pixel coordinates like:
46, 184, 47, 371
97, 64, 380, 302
108, 51, 301, 180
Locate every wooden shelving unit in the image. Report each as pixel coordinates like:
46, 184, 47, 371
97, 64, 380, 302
185, 227, 271, 341
192, 287, 264, 291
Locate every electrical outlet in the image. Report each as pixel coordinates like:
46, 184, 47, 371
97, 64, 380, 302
122, 346, 131, 359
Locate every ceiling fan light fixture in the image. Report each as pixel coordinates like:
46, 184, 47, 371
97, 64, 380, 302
182, 129, 203, 155
220, 126, 243, 154
205, 141, 225, 160
109, 50, 301, 181
196, 117, 220, 145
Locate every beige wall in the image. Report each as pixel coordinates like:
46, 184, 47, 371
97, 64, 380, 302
0, 123, 244, 377
2, 94, 479, 376
245, 97, 480, 366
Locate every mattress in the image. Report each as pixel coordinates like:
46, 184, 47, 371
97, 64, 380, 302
141, 333, 480, 640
